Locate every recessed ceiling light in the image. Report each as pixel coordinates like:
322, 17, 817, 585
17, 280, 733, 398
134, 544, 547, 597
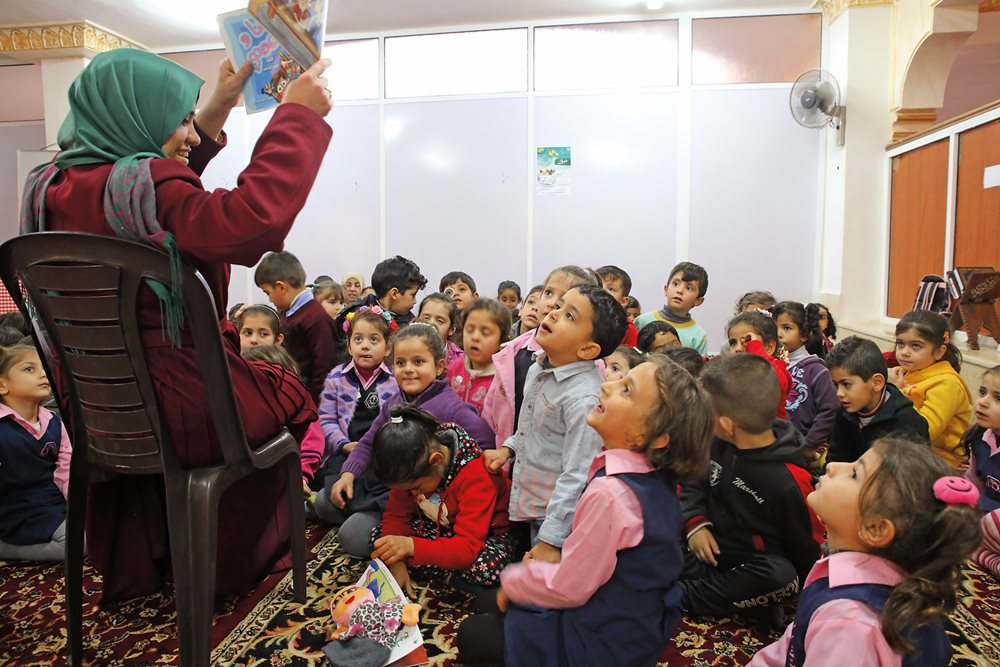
646, 0, 665, 9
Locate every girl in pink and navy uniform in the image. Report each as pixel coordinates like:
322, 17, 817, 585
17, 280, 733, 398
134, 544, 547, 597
0, 345, 73, 561
417, 293, 463, 370
750, 439, 981, 667
458, 354, 714, 667
962, 365, 1000, 577
447, 299, 511, 416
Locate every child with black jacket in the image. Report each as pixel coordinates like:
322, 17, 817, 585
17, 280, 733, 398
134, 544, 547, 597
680, 354, 823, 626
826, 336, 929, 464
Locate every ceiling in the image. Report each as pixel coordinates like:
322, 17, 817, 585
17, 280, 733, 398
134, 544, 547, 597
0, 0, 817, 52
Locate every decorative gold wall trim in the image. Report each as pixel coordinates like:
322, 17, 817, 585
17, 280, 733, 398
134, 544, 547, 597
0, 21, 145, 57
814, 0, 895, 23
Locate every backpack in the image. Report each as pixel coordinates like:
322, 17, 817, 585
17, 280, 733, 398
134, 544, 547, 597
912, 275, 951, 314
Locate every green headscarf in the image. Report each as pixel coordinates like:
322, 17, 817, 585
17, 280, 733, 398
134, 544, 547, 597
20, 49, 204, 347
54, 48, 202, 167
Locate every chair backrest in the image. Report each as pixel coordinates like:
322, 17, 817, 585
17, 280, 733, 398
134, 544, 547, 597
0, 232, 252, 474
912, 274, 951, 314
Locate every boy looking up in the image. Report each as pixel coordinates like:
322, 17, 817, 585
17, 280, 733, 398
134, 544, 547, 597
484, 285, 627, 563
635, 261, 709, 355
826, 335, 929, 463
596, 264, 638, 347
440, 271, 479, 312
254, 250, 337, 401
680, 354, 822, 627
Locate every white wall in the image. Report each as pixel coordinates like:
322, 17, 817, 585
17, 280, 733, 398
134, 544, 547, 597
0, 122, 47, 241
2, 17, 825, 352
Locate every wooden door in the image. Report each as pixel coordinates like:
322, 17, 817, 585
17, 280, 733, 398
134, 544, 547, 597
887, 139, 949, 317
953, 119, 1000, 335
954, 119, 1000, 269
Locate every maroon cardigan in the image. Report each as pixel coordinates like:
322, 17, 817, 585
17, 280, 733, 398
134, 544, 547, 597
41, 103, 332, 601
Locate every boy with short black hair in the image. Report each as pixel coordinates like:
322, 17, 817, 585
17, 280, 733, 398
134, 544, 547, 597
826, 335, 929, 463
596, 264, 638, 347
635, 261, 709, 355
680, 354, 822, 626
254, 250, 337, 401
484, 284, 627, 563
440, 271, 479, 311
369, 255, 427, 325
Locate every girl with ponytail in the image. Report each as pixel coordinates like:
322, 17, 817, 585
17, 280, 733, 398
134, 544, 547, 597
889, 310, 972, 469
750, 438, 982, 666
369, 405, 517, 597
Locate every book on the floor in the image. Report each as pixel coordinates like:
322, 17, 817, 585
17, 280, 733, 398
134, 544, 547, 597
217, 0, 328, 113
358, 559, 428, 667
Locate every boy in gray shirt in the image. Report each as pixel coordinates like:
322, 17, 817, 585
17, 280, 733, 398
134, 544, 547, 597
485, 284, 627, 562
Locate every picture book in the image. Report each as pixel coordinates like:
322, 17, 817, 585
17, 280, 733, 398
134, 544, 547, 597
248, 0, 328, 71
356, 559, 428, 667
217, 9, 304, 113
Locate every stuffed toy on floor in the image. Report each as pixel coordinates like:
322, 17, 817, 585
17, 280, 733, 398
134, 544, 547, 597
323, 584, 421, 667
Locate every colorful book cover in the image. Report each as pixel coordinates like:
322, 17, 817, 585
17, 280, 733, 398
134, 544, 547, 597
247, 0, 328, 70
217, 9, 304, 113
356, 559, 428, 667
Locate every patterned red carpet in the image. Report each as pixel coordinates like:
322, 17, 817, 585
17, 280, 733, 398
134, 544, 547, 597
1, 524, 998, 666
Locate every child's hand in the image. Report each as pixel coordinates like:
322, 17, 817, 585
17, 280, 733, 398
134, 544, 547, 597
525, 541, 562, 563
483, 448, 511, 473
301, 478, 312, 497
329, 472, 355, 509
389, 560, 416, 599
887, 366, 906, 388
343, 441, 357, 454
496, 588, 511, 613
372, 535, 414, 565
688, 527, 720, 566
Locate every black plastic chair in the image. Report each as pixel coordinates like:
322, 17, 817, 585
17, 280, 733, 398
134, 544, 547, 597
0, 232, 306, 667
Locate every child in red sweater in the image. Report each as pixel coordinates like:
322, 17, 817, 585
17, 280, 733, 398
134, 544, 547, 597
726, 310, 792, 420
369, 405, 516, 596
446, 299, 512, 416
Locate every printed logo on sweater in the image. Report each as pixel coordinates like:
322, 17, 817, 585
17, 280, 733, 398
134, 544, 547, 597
39, 441, 58, 461
732, 476, 765, 505
986, 474, 1000, 495
364, 392, 380, 410
785, 367, 808, 413
709, 461, 722, 486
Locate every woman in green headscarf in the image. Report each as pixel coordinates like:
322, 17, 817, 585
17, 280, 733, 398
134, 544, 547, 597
19, 48, 334, 602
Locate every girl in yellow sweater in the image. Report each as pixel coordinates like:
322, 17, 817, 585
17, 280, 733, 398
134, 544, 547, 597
888, 310, 972, 469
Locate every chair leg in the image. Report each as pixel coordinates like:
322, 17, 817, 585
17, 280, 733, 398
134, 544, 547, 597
65, 458, 89, 666
163, 475, 220, 667
285, 454, 307, 603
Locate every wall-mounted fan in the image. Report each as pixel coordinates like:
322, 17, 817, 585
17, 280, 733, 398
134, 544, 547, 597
790, 69, 846, 146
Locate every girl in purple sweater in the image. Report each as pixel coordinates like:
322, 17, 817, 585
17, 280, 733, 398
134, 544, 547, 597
316, 323, 495, 558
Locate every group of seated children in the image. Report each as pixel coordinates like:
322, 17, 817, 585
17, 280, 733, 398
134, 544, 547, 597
5, 247, 997, 667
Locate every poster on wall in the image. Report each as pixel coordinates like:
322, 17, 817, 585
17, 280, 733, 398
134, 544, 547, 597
536, 146, 571, 195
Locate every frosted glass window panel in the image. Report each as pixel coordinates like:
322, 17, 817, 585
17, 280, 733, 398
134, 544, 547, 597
692, 15, 822, 85
195, 107, 254, 308
385, 29, 528, 98
533, 93, 678, 314
280, 106, 381, 289
534, 21, 678, 91
688, 88, 820, 350
322, 39, 379, 101
384, 98, 529, 300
